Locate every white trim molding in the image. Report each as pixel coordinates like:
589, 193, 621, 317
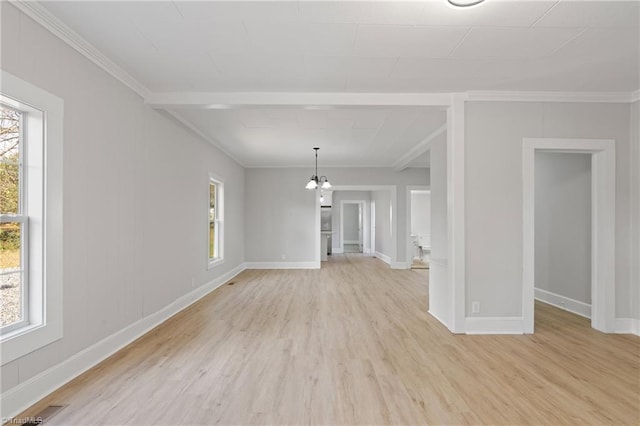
391, 261, 411, 270
166, 111, 245, 167
244, 261, 319, 270
613, 319, 640, 336
465, 317, 525, 335
0, 263, 246, 421
523, 138, 616, 334
393, 124, 446, 171
374, 252, 391, 265
9, 0, 149, 99
447, 94, 467, 333
535, 288, 591, 319
630, 90, 640, 103
467, 91, 636, 104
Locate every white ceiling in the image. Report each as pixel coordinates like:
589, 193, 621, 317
38, 0, 640, 167
175, 106, 445, 166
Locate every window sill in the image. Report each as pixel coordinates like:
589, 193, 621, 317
1, 321, 62, 365
1, 322, 42, 342
208, 258, 225, 270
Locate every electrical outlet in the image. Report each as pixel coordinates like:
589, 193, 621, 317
471, 301, 481, 314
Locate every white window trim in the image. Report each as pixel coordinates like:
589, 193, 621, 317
1, 70, 63, 365
207, 173, 224, 270
1, 106, 29, 335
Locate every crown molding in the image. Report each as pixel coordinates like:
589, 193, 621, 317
165, 111, 246, 167
393, 123, 445, 171
467, 90, 636, 103
9, 0, 150, 99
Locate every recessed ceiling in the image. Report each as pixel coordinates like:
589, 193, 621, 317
34, 0, 639, 167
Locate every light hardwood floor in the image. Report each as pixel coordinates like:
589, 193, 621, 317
18, 255, 640, 425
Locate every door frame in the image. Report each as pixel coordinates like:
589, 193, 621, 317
340, 200, 366, 253
329, 185, 396, 263
522, 138, 615, 333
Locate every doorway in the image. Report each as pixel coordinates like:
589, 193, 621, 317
522, 138, 615, 333
407, 188, 431, 269
534, 152, 592, 320
341, 201, 364, 253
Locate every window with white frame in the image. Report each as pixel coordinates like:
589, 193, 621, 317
1, 106, 28, 333
208, 175, 224, 268
1, 71, 63, 365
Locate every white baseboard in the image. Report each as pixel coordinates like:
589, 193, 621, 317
374, 252, 391, 265
613, 318, 640, 336
244, 261, 319, 269
0, 263, 247, 421
363, 247, 373, 254
343, 240, 360, 244
534, 288, 591, 318
428, 310, 453, 332
332, 248, 344, 254
465, 317, 525, 334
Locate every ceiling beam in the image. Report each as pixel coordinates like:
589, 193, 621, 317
393, 123, 447, 172
144, 92, 454, 109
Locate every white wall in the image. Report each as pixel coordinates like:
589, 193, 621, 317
245, 168, 427, 265
372, 190, 392, 259
465, 101, 633, 320
1, 2, 244, 394
244, 168, 316, 263
429, 138, 450, 325
343, 204, 360, 242
535, 152, 591, 305
410, 191, 431, 239
631, 101, 640, 322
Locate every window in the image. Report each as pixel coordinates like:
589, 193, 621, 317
1, 71, 63, 365
1, 106, 28, 333
208, 175, 224, 268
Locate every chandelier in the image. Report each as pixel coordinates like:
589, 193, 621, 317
305, 147, 331, 190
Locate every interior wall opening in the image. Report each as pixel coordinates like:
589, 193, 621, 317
523, 137, 615, 334
321, 185, 396, 267
342, 201, 364, 254
409, 189, 431, 269
534, 152, 593, 323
